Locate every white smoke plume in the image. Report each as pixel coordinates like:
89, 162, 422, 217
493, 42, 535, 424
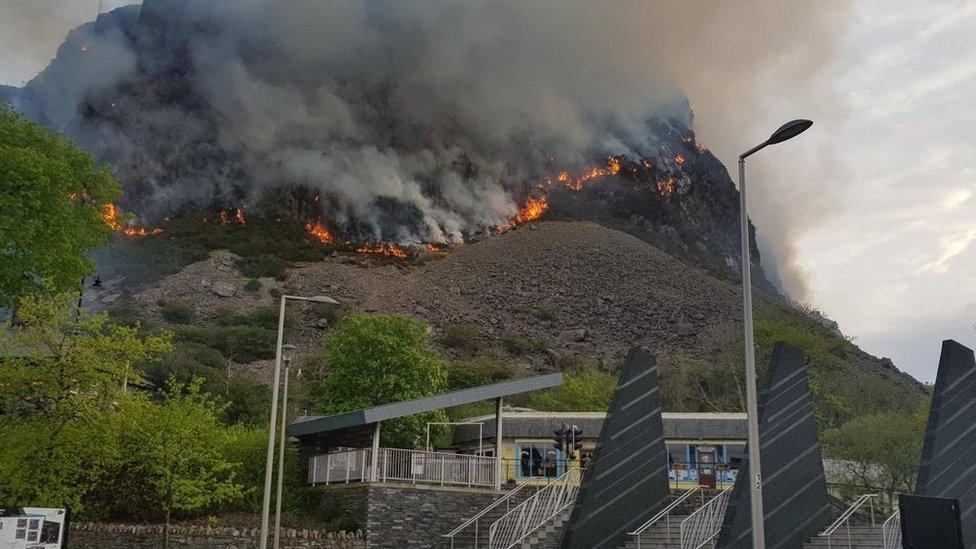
9, 0, 851, 296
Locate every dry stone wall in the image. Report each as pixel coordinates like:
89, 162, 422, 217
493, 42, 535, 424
69, 522, 365, 549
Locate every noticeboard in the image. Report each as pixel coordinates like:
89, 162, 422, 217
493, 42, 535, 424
0, 507, 69, 549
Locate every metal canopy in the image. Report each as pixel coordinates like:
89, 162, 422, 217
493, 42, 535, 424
286, 373, 563, 438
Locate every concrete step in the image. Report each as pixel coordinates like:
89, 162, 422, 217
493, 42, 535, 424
802, 526, 885, 549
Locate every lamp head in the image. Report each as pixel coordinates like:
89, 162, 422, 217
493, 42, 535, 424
308, 295, 340, 305
281, 343, 297, 363
767, 119, 813, 145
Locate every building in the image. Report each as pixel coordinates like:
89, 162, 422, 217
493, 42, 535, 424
447, 411, 746, 489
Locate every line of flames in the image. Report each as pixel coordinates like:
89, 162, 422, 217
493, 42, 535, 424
301, 150, 698, 258
101, 203, 163, 237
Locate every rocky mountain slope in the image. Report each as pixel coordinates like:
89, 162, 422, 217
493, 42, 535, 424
103, 220, 923, 421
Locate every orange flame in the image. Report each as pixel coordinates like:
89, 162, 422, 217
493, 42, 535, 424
101, 203, 162, 237
305, 220, 334, 244
218, 208, 247, 225
356, 243, 409, 259
560, 156, 622, 191
121, 226, 164, 237
657, 178, 676, 197
674, 154, 685, 165
500, 195, 549, 233
102, 203, 121, 231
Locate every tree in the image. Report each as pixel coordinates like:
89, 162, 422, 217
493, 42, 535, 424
118, 379, 245, 548
312, 314, 448, 447
0, 293, 171, 510
0, 106, 121, 307
822, 407, 927, 511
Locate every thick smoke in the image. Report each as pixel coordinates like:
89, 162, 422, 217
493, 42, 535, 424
12, 0, 851, 295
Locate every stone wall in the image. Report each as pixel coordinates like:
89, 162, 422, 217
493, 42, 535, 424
364, 484, 501, 549
69, 522, 365, 549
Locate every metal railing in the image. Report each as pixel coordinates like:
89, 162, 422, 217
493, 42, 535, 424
882, 509, 901, 549
680, 489, 730, 549
628, 485, 706, 548
309, 447, 498, 488
487, 468, 583, 549
818, 493, 879, 548
443, 478, 539, 549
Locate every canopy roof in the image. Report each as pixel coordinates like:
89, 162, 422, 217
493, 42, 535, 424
287, 373, 563, 438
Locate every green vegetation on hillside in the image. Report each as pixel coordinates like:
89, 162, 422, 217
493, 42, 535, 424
0, 106, 121, 306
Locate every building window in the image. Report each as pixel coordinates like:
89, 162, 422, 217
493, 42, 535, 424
515, 442, 563, 478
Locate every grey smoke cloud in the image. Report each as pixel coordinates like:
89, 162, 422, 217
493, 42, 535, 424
5, 0, 851, 296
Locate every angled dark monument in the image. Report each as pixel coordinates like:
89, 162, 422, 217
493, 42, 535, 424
559, 347, 670, 549
913, 339, 976, 548
716, 342, 832, 549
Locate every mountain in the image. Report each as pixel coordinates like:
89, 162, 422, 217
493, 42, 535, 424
0, 85, 16, 105
97, 220, 923, 426
13, 0, 768, 291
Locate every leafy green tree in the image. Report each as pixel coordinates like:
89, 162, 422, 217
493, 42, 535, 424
822, 407, 928, 510
0, 106, 121, 306
0, 293, 171, 510
118, 379, 245, 547
312, 314, 448, 447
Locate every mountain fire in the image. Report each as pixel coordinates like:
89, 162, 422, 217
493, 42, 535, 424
356, 243, 409, 260
559, 156, 623, 191
499, 195, 549, 234
218, 208, 247, 226
101, 203, 162, 237
305, 220, 334, 245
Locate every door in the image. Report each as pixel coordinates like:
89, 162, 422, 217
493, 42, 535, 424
697, 446, 717, 489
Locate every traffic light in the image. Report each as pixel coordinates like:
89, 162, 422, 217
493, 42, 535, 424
568, 425, 584, 459
553, 424, 567, 453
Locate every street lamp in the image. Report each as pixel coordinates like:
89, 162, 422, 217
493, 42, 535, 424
260, 295, 339, 549
273, 343, 297, 549
738, 118, 812, 549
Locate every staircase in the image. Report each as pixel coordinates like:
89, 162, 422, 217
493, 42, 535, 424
513, 506, 574, 549
442, 480, 543, 549
622, 487, 726, 549
802, 525, 886, 549
802, 494, 898, 549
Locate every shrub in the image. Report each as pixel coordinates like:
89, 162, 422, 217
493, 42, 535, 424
440, 324, 480, 352
448, 356, 519, 389
161, 300, 196, 324
521, 361, 615, 412
173, 325, 276, 363
235, 254, 289, 280
243, 279, 261, 293
528, 306, 556, 321
501, 334, 546, 356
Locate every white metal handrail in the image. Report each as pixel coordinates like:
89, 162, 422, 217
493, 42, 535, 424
819, 493, 879, 548
882, 509, 901, 549
442, 477, 539, 549
680, 489, 730, 549
488, 468, 583, 549
308, 447, 498, 488
629, 485, 706, 548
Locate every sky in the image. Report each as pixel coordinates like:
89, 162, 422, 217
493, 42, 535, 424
0, 0, 972, 382
790, 0, 976, 382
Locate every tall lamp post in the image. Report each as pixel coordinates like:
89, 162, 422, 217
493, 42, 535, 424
260, 295, 339, 549
273, 343, 297, 549
738, 119, 812, 549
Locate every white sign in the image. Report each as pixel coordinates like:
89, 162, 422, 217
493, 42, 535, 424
0, 507, 67, 549
411, 453, 426, 475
